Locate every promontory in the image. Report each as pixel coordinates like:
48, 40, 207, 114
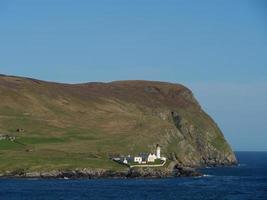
0, 75, 237, 178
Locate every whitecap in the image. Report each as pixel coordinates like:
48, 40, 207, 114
203, 174, 213, 177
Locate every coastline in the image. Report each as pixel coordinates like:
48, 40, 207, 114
0, 166, 202, 179
0, 152, 265, 200
0, 160, 239, 180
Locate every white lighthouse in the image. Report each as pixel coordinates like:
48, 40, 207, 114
156, 144, 161, 159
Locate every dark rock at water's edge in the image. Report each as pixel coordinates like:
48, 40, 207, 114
126, 166, 201, 178
0, 166, 202, 179
172, 166, 202, 177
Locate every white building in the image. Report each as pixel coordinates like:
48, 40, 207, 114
156, 144, 161, 159
115, 144, 167, 166
123, 158, 128, 164
147, 153, 157, 162
134, 156, 142, 164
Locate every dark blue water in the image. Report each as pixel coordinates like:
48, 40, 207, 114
0, 152, 266, 200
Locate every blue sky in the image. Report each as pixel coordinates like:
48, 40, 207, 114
0, 0, 266, 151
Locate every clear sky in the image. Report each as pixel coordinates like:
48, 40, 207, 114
0, 0, 266, 151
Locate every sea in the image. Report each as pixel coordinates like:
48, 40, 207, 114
0, 152, 266, 200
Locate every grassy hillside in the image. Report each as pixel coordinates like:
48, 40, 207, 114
0, 75, 237, 172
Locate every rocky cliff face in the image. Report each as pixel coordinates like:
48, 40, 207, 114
0, 75, 237, 173
166, 109, 237, 167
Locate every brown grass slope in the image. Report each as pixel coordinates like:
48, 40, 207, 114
0, 75, 237, 172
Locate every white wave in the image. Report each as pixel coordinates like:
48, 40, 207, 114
203, 174, 213, 177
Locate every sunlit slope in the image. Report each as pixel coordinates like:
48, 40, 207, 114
0, 75, 237, 172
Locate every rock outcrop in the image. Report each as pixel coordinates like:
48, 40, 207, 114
1, 167, 201, 179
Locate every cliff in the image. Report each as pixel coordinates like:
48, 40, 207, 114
0, 75, 237, 175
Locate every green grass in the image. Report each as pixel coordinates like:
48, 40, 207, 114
17, 137, 67, 144
0, 147, 127, 172
0, 140, 24, 150
0, 124, 131, 172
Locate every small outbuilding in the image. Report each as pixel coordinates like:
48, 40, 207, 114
123, 158, 128, 164
147, 153, 157, 162
134, 156, 142, 164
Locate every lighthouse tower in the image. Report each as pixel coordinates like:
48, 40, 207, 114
156, 144, 161, 159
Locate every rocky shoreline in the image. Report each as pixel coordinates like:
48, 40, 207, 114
0, 166, 202, 179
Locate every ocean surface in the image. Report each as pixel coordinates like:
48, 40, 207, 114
0, 152, 266, 200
